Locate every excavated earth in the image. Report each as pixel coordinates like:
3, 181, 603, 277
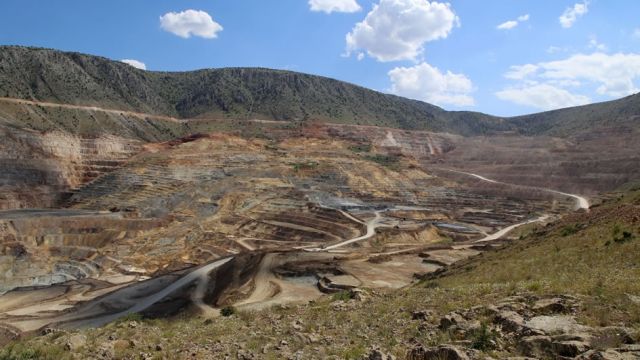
0, 102, 606, 346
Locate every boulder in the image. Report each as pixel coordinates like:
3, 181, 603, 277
439, 312, 466, 330
552, 340, 591, 357
532, 297, 571, 315
364, 348, 396, 360
406, 344, 469, 360
517, 335, 553, 358
64, 333, 87, 351
525, 315, 589, 334
412, 310, 434, 321
576, 349, 638, 360
593, 327, 637, 346
494, 310, 526, 333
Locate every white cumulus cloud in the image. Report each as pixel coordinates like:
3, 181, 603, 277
497, 14, 529, 30
498, 52, 640, 110
588, 36, 608, 52
559, 1, 589, 28
504, 64, 539, 80
496, 84, 590, 111
160, 10, 223, 39
388, 62, 475, 107
346, 0, 459, 62
121, 59, 146, 70
537, 52, 640, 97
309, 0, 361, 13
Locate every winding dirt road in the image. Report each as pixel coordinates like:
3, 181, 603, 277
55, 257, 233, 329
476, 215, 550, 242
305, 211, 387, 252
454, 170, 590, 210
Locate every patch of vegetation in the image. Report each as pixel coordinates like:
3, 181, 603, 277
220, 306, 237, 317
332, 290, 353, 302
560, 224, 579, 237
348, 143, 372, 153
115, 312, 143, 324
470, 322, 497, 351
291, 161, 319, 172
0, 343, 70, 360
612, 223, 634, 244
364, 154, 401, 169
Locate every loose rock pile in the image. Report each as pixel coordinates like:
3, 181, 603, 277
405, 295, 639, 359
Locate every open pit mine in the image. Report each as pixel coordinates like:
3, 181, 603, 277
0, 107, 589, 344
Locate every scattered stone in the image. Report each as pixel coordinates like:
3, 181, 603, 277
617, 344, 640, 353
532, 297, 571, 315
113, 339, 134, 352
494, 310, 525, 333
351, 288, 367, 301
517, 335, 553, 358
525, 315, 589, 334
552, 340, 591, 357
627, 294, 640, 305
364, 348, 395, 360
439, 312, 466, 330
406, 344, 469, 360
291, 319, 304, 331
411, 310, 433, 321
64, 333, 87, 351
576, 349, 634, 360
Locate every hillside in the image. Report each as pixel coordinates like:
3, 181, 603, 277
510, 92, 640, 137
0, 46, 506, 136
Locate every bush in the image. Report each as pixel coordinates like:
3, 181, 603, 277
220, 306, 236, 317
612, 224, 634, 244
332, 290, 353, 302
348, 143, 372, 153
560, 225, 579, 237
291, 161, 319, 172
470, 323, 497, 351
363, 154, 401, 169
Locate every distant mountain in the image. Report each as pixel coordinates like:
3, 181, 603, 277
0, 46, 638, 137
0, 46, 506, 136
509, 92, 640, 137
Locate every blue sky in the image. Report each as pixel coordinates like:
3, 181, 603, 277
1, 0, 639, 116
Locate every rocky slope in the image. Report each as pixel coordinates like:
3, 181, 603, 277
0, 46, 505, 135
2, 46, 639, 140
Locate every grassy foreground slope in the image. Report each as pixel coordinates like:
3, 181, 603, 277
2, 189, 638, 359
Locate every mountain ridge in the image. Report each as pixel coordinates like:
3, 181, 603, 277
0, 45, 638, 137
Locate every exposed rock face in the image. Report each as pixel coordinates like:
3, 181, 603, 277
0, 125, 142, 209
406, 344, 469, 360
423, 295, 639, 360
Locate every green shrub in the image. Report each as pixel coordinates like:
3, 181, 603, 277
332, 290, 353, 302
348, 143, 372, 153
363, 154, 401, 169
560, 225, 579, 237
0, 343, 69, 360
221, 306, 237, 317
470, 323, 497, 351
612, 224, 634, 244
291, 161, 319, 172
